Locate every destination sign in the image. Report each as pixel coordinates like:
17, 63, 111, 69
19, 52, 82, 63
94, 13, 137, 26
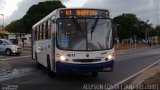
60, 9, 109, 18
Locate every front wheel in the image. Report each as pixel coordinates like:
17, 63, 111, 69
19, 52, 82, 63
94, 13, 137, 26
36, 62, 42, 69
91, 72, 98, 77
5, 49, 12, 56
16, 53, 20, 56
47, 69, 56, 78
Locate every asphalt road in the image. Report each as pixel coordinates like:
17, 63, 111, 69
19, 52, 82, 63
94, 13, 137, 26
0, 47, 160, 90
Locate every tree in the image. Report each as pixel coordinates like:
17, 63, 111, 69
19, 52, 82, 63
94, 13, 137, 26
154, 25, 160, 44
152, 25, 160, 37
113, 13, 153, 43
5, 1, 65, 46
5, 19, 26, 33
23, 1, 65, 32
134, 21, 148, 39
113, 13, 139, 43
5, 19, 26, 46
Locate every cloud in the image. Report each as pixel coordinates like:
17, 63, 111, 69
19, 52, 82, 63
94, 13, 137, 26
4, 0, 160, 26
5, 0, 69, 25
6, 0, 48, 25
83, 0, 160, 26
0, 0, 6, 9
0, 0, 6, 25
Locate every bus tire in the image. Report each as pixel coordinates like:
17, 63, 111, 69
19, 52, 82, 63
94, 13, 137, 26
47, 55, 55, 78
36, 62, 42, 69
47, 69, 55, 78
91, 72, 98, 77
16, 53, 20, 56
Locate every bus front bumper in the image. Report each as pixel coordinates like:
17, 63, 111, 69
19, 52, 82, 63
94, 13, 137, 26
56, 60, 114, 73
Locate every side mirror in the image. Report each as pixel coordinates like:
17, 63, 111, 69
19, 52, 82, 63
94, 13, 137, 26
52, 16, 56, 23
52, 20, 56, 23
112, 24, 117, 37
52, 33, 56, 39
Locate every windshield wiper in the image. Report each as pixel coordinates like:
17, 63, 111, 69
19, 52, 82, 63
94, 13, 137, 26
91, 18, 99, 40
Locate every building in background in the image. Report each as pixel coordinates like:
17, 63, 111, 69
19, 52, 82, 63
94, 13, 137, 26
0, 25, 9, 39
8, 33, 31, 46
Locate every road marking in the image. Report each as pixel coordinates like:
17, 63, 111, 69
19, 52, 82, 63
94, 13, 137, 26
108, 59, 160, 90
0, 55, 31, 61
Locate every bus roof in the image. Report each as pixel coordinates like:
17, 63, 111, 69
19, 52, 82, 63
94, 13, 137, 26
32, 8, 109, 30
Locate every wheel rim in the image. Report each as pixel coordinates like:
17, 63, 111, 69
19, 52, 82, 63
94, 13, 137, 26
6, 50, 11, 55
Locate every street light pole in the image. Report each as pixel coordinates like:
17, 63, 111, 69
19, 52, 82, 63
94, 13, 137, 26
145, 20, 149, 42
0, 14, 4, 38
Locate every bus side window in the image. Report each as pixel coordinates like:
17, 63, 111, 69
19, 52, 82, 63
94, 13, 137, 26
43, 23, 46, 39
35, 27, 37, 40
41, 24, 44, 40
45, 21, 48, 39
48, 20, 51, 39
39, 25, 41, 40
38, 26, 40, 40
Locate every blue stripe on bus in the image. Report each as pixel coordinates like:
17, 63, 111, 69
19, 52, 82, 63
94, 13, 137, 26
56, 60, 114, 73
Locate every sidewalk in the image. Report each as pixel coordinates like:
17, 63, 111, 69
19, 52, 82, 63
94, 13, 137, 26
134, 61, 160, 85
115, 45, 160, 89
115, 44, 150, 55
122, 61, 160, 89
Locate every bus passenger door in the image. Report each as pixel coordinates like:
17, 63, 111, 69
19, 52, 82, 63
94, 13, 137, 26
51, 17, 56, 71
52, 33, 55, 71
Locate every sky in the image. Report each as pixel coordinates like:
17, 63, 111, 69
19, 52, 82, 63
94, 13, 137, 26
0, 0, 160, 26
83, 0, 160, 26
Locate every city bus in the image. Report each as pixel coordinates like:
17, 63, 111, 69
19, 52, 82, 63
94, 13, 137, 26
32, 8, 115, 77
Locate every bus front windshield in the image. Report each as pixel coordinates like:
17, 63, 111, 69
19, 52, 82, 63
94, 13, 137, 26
57, 18, 113, 51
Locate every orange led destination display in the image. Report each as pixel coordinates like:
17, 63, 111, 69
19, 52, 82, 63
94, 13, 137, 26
60, 9, 109, 18
76, 10, 98, 16
65, 10, 72, 15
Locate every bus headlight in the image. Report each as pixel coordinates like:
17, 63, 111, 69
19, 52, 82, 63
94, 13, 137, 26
107, 55, 113, 61
60, 56, 66, 61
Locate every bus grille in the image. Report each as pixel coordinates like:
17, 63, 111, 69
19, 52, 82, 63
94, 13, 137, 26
73, 59, 101, 63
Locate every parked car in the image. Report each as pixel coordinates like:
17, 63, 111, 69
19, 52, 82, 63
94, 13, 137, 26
9, 39, 18, 44
0, 39, 23, 56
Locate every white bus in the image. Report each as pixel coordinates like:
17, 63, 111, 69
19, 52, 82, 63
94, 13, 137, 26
32, 8, 115, 77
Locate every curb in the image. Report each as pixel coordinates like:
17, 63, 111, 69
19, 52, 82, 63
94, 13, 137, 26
116, 45, 160, 55
130, 61, 160, 90
108, 59, 160, 90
